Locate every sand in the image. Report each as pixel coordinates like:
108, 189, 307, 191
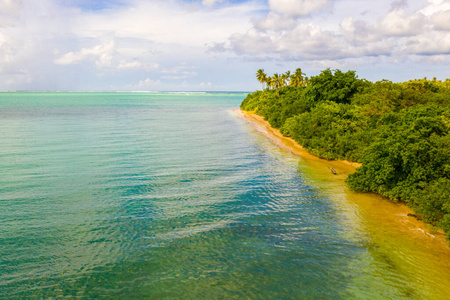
234, 109, 450, 251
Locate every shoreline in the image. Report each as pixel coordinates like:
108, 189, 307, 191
234, 108, 450, 250
234, 109, 361, 171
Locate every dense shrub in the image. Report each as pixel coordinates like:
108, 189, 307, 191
242, 68, 450, 238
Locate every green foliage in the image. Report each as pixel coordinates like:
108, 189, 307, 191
241, 86, 307, 128
347, 106, 449, 197
305, 69, 366, 106
282, 102, 370, 161
244, 67, 450, 239
414, 178, 450, 226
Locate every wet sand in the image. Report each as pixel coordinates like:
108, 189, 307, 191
234, 109, 450, 250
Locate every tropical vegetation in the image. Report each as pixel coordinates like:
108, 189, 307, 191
241, 68, 450, 238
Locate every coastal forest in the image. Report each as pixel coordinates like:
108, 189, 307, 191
241, 68, 450, 238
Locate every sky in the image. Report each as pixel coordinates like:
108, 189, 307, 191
0, 0, 449, 91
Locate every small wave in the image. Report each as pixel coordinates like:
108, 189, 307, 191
146, 220, 232, 242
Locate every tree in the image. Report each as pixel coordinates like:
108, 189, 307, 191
272, 73, 280, 90
266, 76, 273, 89
305, 69, 363, 106
256, 69, 267, 90
291, 68, 306, 87
282, 71, 291, 87
244, 68, 450, 239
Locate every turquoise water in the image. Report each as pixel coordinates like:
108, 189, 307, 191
0, 92, 448, 299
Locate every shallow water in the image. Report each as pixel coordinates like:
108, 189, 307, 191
1, 92, 449, 299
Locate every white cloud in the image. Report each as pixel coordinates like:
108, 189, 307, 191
199, 82, 212, 88
74, 0, 256, 48
202, 0, 224, 7
0, 0, 22, 15
0, 0, 259, 90
161, 63, 198, 80
0, 32, 13, 70
1, 0, 450, 91
218, 0, 450, 68
340, 17, 377, 43
117, 61, 160, 70
420, 0, 450, 16
137, 78, 161, 88
268, 0, 332, 17
254, 12, 297, 31
430, 9, 450, 30
228, 29, 276, 55
55, 41, 115, 67
380, 9, 426, 36
404, 31, 450, 55
117, 61, 142, 70
5, 70, 33, 86
161, 71, 198, 80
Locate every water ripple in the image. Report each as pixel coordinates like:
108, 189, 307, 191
1, 93, 449, 299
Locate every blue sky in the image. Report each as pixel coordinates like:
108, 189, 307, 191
0, 0, 449, 91
67, 0, 127, 11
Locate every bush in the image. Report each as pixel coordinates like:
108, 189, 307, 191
243, 68, 450, 238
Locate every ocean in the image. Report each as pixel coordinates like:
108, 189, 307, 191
1, 92, 450, 299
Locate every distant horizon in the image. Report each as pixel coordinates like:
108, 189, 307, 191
0, 90, 252, 93
1, 70, 448, 94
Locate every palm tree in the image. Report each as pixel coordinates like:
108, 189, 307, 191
256, 69, 267, 90
291, 68, 305, 87
283, 71, 291, 87
271, 73, 282, 96
272, 73, 280, 90
265, 76, 272, 89
261, 72, 267, 89
280, 74, 287, 89
264, 76, 272, 89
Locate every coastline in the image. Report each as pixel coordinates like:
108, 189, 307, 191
234, 108, 450, 250
234, 109, 361, 171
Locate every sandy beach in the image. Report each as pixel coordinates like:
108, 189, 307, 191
234, 108, 450, 252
